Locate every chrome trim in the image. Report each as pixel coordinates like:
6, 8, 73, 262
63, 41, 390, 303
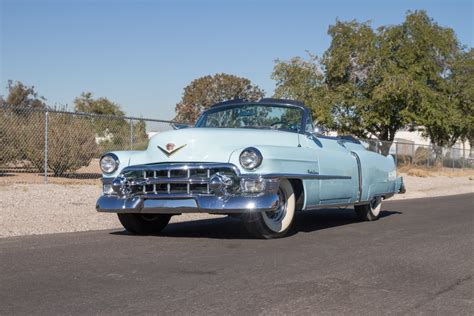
126, 177, 211, 185
257, 173, 351, 180
96, 193, 279, 214
114, 163, 241, 198
98, 162, 354, 214
305, 201, 368, 210
195, 99, 311, 134
121, 162, 240, 175
350, 151, 362, 202
102, 177, 114, 185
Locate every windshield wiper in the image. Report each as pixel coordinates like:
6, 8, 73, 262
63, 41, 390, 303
239, 126, 272, 130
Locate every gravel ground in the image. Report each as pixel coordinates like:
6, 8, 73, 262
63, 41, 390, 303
0, 174, 472, 238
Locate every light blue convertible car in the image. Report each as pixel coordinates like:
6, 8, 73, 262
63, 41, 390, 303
96, 99, 405, 238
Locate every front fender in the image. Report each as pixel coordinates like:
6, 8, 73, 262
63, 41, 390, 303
101, 150, 143, 178
228, 146, 319, 176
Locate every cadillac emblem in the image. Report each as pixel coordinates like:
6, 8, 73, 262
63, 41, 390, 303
158, 143, 186, 156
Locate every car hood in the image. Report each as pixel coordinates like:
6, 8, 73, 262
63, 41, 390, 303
129, 128, 299, 165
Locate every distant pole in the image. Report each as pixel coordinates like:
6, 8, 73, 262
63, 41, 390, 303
44, 111, 49, 184
130, 118, 133, 150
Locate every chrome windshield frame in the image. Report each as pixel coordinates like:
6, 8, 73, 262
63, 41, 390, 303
194, 100, 311, 134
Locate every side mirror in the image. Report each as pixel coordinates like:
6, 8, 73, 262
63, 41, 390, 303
312, 126, 326, 136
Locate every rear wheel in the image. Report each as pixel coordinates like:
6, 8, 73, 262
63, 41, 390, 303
243, 179, 295, 239
354, 197, 382, 221
117, 213, 172, 235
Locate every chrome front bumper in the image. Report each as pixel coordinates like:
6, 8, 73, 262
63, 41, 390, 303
96, 193, 279, 214
96, 162, 280, 214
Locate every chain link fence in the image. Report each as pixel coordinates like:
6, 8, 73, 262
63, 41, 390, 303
360, 139, 474, 169
0, 105, 186, 183
1, 105, 473, 184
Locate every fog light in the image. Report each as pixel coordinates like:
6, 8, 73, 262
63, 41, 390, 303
241, 178, 266, 193
103, 184, 114, 194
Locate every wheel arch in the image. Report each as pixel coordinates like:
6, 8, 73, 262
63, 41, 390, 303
288, 178, 304, 211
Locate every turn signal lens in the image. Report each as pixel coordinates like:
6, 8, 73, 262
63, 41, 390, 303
241, 178, 266, 193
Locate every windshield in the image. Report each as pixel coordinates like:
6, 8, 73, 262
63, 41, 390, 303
196, 104, 303, 132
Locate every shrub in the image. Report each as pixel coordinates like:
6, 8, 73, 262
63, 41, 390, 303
19, 113, 98, 176
0, 114, 16, 166
413, 147, 430, 165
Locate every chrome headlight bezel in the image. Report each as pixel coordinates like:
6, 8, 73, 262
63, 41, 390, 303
100, 153, 120, 175
239, 147, 263, 170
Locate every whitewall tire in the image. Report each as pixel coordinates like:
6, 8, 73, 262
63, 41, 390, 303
354, 196, 382, 221
243, 179, 296, 239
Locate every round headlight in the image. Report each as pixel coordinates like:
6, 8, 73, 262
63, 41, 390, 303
100, 153, 119, 174
239, 147, 263, 170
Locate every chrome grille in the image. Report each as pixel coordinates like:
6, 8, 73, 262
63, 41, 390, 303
119, 163, 239, 196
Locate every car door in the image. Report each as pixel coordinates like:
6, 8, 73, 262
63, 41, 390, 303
303, 135, 359, 205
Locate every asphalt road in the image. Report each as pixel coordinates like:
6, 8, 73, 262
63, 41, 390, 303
1, 194, 473, 315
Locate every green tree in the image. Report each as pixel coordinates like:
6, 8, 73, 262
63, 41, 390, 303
174, 73, 265, 123
273, 11, 468, 155
272, 56, 333, 128
2, 80, 46, 113
445, 49, 474, 148
74, 92, 124, 116
74, 92, 148, 152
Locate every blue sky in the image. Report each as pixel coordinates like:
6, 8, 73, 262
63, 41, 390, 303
1, 0, 473, 120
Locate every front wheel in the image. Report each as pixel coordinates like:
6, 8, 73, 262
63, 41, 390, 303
354, 197, 382, 221
243, 179, 296, 239
117, 213, 172, 235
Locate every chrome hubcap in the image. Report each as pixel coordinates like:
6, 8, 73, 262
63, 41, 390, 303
266, 188, 287, 223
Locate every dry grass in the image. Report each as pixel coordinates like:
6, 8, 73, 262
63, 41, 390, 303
398, 165, 474, 178
0, 173, 101, 185
0, 159, 101, 185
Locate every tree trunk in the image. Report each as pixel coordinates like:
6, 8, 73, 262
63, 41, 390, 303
432, 144, 443, 167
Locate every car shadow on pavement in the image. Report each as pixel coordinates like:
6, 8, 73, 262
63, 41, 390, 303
290, 208, 401, 235
110, 208, 402, 239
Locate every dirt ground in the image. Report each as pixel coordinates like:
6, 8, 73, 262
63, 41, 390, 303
0, 173, 472, 238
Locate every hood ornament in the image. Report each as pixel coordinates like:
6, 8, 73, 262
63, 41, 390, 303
158, 143, 187, 156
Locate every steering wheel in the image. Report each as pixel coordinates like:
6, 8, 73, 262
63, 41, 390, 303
270, 120, 289, 129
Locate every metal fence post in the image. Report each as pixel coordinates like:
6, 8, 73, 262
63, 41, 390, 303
394, 142, 398, 167
427, 145, 430, 168
44, 111, 49, 184
462, 148, 465, 169
130, 118, 133, 150
451, 147, 454, 171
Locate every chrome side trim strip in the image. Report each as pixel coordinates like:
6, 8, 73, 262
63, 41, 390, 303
350, 151, 362, 202
305, 201, 368, 210
257, 173, 352, 180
